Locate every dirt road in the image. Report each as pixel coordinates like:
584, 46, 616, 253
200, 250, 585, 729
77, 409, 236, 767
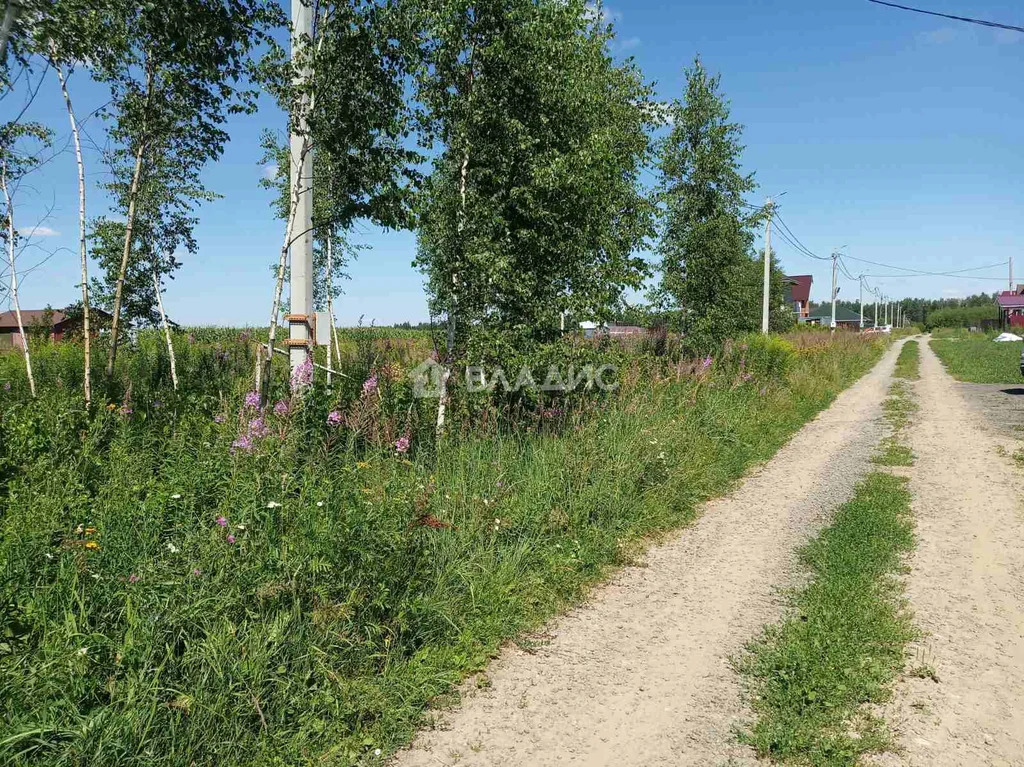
393, 343, 905, 767
873, 340, 1024, 766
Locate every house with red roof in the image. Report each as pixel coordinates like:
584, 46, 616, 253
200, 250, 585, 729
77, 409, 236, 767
996, 288, 1024, 329
0, 307, 110, 351
784, 275, 813, 319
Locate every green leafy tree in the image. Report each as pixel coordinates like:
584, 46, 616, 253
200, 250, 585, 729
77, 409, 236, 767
94, 0, 278, 382
656, 57, 759, 350
415, 0, 656, 405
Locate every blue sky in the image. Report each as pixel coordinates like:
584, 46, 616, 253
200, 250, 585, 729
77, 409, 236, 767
7, 0, 1023, 325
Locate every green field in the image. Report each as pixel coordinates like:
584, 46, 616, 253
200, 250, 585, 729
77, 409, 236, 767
930, 334, 1023, 384
0, 330, 888, 766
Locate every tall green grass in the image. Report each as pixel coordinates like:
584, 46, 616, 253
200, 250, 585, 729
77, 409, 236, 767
738, 472, 916, 764
930, 336, 1023, 384
894, 340, 920, 381
0, 331, 887, 766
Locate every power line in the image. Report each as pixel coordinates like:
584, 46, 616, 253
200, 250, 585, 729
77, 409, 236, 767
867, 0, 1024, 34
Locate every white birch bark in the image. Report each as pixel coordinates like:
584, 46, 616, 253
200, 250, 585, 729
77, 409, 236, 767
1, 162, 36, 398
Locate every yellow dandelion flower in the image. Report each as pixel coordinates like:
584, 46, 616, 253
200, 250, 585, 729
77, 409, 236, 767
84, 541, 101, 551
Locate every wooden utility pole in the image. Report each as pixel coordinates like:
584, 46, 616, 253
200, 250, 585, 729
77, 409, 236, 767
761, 199, 773, 334
288, 0, 314, 376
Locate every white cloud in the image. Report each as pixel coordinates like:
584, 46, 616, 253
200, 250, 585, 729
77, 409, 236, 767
18, 226, 60, 237
615, 36, 641, 52
941, 288, 963, 300
262, 163, 279, 180
584, 2, 620, 25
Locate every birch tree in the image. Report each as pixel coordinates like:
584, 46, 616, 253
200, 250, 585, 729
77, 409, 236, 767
94, 0, 277, 382
415, 0, 656, 429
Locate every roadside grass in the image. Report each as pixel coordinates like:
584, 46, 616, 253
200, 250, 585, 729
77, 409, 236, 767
873, 437, 914, 467
894, 340, 920, 380
930, 336, 1023, 384
0, 333, 888, 766
882, 381, 918, 432
737, 471, 916, 765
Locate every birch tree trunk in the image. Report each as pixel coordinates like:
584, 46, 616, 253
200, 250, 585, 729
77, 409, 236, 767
436, 43, 476, 436
153, 269, 178, 391
53, 57, 91, 405
1, 162, 36, 398
325, 227, 333, 386
106, 64, 153, 382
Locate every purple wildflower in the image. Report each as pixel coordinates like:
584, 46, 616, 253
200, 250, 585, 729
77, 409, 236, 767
244, 390, 261, 410
394, 435, 410, 454
3, 382, 10, 391
362, 375, 379, 396
216, 516, 228, 527
226, 534, 236, 544
290, 357, 314, 392
700, 356, 713, 371
248, 417, 270, 439
273, 399, 290, 416
214, 414, 226, 424
231, 435, 253, 453
238, 331, 252, 344
327, 410, 343, 426
759, 387, 768, 396
128, 574, 140, 584
119, 405, 133, 416
192, 568, 201, 576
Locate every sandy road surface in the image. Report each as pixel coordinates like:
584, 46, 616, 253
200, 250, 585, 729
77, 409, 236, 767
873, 340, 1024, 766
393, 343, 905, 767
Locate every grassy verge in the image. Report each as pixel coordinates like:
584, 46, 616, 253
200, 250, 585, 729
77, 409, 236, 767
894, 340, 920, 381
738, 471, 916, 764
0, 334, 887, 766
930, 334, 1023, 384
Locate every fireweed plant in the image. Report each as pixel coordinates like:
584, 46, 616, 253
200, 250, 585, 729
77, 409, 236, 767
0, 327, 886, 765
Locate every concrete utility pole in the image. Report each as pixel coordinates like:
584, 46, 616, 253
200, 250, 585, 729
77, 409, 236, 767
1011, 257, 1015, 292
288, 0, 314, 375
830, 252, 839, 331
858, 275, 864, 330
761, 199, 774, 334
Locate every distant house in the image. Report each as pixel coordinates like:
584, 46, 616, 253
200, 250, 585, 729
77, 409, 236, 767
784, 275, 813, 318
802, 304, 863, 330
997, 289, 1024, 329
579, 321, 649, 340
0, 308, 111, 351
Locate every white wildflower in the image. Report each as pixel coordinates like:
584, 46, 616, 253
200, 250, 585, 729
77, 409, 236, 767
166, 542, 179, 553
374, 749, 382, 757
45, 552, 54, 560
266, 501, 282, 509
316, 501, 324, 508
77, 647, 88, 656
235, 524, 246, 531
170, 494, 182, 500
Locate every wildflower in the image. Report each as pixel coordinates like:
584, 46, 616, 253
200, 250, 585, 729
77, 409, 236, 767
128, 574, 140, 584
290, 357, 314, 392
214, 414, 226, 424
658, 451, 666, 460
216, 516, 228, 527
77, 647, 88, 656
119, 405, 133, 416
496, 480, 503, 487
84, 541, 100, 551
226, 534, 236, 544
231, 434, 253, 453
362, 374, 379, 396
170, 493, 182, 500
394, 435, 410, 454
75, 524, 84, 534
84, 527, 97, 535
248, 417, 270, 439
356, 461, 369, 469
166, 542, 179, 554
266, 501, 282, 509
192, 568, 201, 576
374, 749, 382, 757
91, 573, 100, 580
45, 552, 54, 560
273, 399, 290, 416
238, 330, 252, 344
327, 410, 343, 426
760, 387, 768, 396
316, 501, 324, 508
106, 403, 116, 411
235, 524, 246, 531
3, 382, 9, 391
244, 390, 261, 410
700, 355, 714, 371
